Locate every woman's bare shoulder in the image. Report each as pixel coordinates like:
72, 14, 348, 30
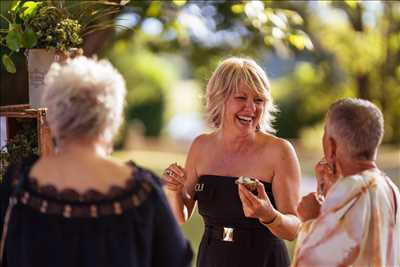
185, 132, 217, 170
193, 132, 215, 143
190, 132, 216, 151
257, 133, 297, 156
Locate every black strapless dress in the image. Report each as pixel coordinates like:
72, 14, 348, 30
194, 175, 290, 267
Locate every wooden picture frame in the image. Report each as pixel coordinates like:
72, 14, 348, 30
0, 104, 53, 156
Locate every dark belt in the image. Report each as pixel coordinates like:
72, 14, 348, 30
203, 224, 262, 247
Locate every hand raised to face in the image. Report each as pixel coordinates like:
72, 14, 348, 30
315, 158, 340, 197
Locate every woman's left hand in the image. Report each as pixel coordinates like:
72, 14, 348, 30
238, 181, 276, 222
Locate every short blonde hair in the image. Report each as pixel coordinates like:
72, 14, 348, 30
43, 56, 126, 143
326, 98, 384, 160
205, 57, 278, 133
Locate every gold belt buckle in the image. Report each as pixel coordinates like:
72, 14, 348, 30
222, 227, 234, 242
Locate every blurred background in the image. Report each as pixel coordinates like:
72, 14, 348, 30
1, 0, 399, 263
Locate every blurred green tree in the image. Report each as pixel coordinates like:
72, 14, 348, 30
108, 1, 399, 143
271, 1, 400, 143
331, 1, 400, 143
107, 33, 178, 143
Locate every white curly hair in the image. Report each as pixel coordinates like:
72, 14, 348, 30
43, 56, 126, 143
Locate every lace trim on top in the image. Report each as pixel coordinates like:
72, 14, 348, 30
26, 161, 139, 202
12, 160, 156, 218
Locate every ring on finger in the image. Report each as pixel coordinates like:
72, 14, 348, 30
169, 170, 177, 178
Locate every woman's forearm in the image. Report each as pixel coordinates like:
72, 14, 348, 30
165, 189, 194, 224
260, 211, 301, 241
165, 189, 186, 223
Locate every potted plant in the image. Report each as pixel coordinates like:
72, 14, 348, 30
0, 0, 128, 107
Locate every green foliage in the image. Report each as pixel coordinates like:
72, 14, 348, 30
113, 1, 311, 55
106, 35, 178, 144
296, 1, 400, 143
0, 119, 38, 180
272, 60, 354, 138
2, 53, 16, 73
0, 1, 82, 72
28, 5, 82, 51
0, 0, 128, 73
126, 90, 165, 137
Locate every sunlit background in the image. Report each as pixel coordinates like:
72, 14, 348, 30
1, 0, 399, 264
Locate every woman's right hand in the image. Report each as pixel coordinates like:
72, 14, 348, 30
161, 163, 187, 192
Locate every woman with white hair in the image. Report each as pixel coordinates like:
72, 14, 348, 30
293, 98, 400, 266
0, 57, 192, 267
162, 57, 302, 267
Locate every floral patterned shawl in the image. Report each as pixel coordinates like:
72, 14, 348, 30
292, 170, 400, 267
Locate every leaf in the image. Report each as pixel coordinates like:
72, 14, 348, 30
19, 1, 41, 20
6, 30, 23, 51
172, 0, 186, 6
231, 4, 244, 14
345, 0, 358, 9
8, 23, 22, 32
2, 54, 16, 74
263, 35, 274, 46
288, 31, 313, 50
146, 2, 161, 17
10, 1, 21, 13
22, 27, 38, 48
283, 10, 303, 25
289, 33, 305, 50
